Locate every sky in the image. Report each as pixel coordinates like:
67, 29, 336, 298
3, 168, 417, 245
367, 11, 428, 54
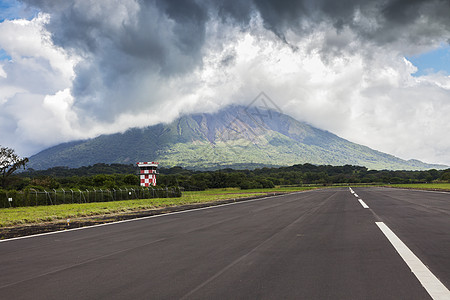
1, 0, 450, 167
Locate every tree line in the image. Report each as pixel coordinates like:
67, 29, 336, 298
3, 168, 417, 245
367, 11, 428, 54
157, 164, 450, 190
3, 163, 449, 192
2, 146, 449, 191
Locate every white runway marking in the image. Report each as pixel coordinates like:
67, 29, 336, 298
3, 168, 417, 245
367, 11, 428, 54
358, 199, 369, 208
376, 222, 450, 300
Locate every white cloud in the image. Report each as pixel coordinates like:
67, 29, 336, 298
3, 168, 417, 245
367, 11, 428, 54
1, 4, 450, 167
0, 13, 79, 155
190, 18, 450, 166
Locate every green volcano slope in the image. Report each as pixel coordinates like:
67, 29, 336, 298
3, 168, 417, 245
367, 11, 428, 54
29, 105, 447, 170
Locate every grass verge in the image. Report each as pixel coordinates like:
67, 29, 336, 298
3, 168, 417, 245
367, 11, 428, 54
385, 183, 450, 191
0, 187, 318, 228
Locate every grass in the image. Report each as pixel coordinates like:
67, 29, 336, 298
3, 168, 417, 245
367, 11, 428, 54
0, 186, 319, 228
385, 183, 450, 190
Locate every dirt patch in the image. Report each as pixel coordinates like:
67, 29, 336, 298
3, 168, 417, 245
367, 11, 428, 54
0, 192, 286, 240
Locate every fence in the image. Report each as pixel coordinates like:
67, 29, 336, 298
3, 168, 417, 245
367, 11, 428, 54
0, 187, 182, 208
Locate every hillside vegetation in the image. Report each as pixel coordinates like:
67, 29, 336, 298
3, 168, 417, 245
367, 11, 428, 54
28, 106, 448, 171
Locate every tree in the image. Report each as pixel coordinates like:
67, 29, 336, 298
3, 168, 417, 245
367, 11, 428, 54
123, 174, 139, 186
0, 146, 29, 189
441, 171, 450, 182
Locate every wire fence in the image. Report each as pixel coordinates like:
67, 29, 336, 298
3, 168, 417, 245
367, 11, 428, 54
0, 187, 182, 208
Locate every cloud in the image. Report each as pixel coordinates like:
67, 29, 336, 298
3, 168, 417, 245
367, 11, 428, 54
0, 14, 79, 155
222, 23, 450, 166
1, 0, 450, 166
17, 0, 213, 124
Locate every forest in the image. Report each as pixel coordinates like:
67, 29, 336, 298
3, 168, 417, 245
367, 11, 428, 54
3, 163, 449, 192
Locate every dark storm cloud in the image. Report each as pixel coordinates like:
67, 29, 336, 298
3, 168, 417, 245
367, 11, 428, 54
362, 0, 450, 45
20, 0, 211, 121
18, 0, 450, 122
247, 0, 450, 49
22, 0, 450, 74
24, 0, 208, 71
24, 0, 450, 54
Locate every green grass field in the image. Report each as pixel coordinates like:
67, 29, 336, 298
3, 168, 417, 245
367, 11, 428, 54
386, 183, 450, 190
0, 187, 319, 228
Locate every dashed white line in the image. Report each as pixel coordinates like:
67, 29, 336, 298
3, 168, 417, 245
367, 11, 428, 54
358, 199, 369, 209
349, 188, 368, 208
376, 222, 450, 300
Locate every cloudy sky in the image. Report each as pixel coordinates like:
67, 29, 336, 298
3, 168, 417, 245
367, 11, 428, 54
1, 0, 450, 166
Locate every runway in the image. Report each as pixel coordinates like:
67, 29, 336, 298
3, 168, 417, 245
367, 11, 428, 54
1, 187, 449, 299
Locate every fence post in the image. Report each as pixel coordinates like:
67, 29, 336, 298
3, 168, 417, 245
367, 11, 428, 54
45, 190, 53, 205
80, 190, 87, 203
62, 188, 65, 204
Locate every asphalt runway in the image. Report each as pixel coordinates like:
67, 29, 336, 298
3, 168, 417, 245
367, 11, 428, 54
0, 187, 449, 299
